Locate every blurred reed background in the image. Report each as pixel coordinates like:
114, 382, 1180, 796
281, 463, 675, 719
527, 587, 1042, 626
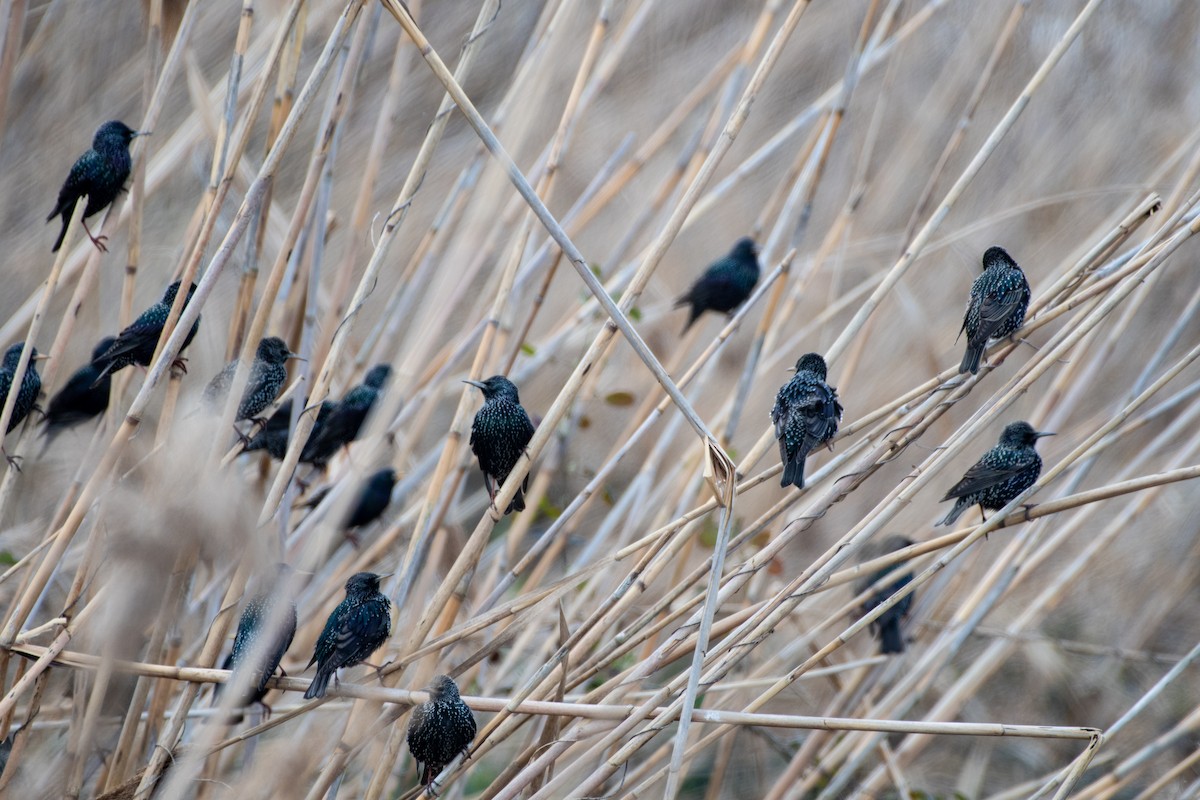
0, 0, 1198, 797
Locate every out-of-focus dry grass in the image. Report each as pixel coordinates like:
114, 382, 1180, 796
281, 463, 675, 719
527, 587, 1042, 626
0, 0, 1199, 797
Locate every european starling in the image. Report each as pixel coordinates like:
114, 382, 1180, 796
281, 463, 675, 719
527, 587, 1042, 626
937, 421, 1052, 527
465, 375, 536, 515
47, 120, 142, 252
407, 674, 477, 787
0, 343, 44, 468
303, 571, 391, 699
240, 398, 339, 465
957, 246, 1031, 374
93, 281, 200, 384
304, 364, 392, 464
41, 337, 115, 445
345, 467, 397, 530
675, 237, 760, 333
220, 564, 297, 711
857, 535, 915, 655
771, 352, 843, 489
203, 336, 298, 422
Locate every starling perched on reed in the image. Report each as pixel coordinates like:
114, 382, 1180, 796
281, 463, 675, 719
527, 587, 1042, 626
220, 564, 297, 712
938, 421, 1052, 527
47, 121, 142, 252
303, 572, 391, 699
407, 674, 477, 788
0, 343, 45, 468
41, 337, 115, 447
771, 353, 843, 490
304, 364, 392, 464
345, 467, 397, 530
203, 336, 298, 422
675, 237, 760, 333
857, 535, 915, 655
93, 281, 200, 384
957, 246, 1031, 374
465, 375, 535, 515
240, 398, 338, 464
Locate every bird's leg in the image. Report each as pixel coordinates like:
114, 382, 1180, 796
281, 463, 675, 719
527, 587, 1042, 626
344, 529, 362, 549
256, 700, 274, 720
82, 220, 108, 252
3, 448, 21, 471
170, 356, 189, 376
233, 425, 253, 447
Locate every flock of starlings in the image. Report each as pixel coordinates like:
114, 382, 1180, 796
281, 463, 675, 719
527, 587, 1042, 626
0, 120, 1053, 788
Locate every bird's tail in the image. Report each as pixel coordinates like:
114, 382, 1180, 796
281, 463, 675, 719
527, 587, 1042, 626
959, 341, 984, 374
505, 483, 527, 515
304, 669, 332, 699
937, 498, 969, 527
780, 452, 806, 490
51, 217, 68, 253
89, 362, 116, 389
878, 619, 905, 655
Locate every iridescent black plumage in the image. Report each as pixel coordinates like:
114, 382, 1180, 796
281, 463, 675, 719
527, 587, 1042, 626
938, 421, 1052, 527
204, 336, 297, 421
0, 343, 43, 435
42, 337, 114, 445
220, 565, 297, 710
303, 364, 392, 465
958, 246, 1031, 374
345, 467, 397, 530
303, 572, 391, 699
466, 376, 535, 515
407, 674, 477, 787
857, 535, 915, 655
93, 281, 200, 384
240, 398, 338, 464
47, 121, 140, 252
675, 237, 760, 333
771, 353, 843, 490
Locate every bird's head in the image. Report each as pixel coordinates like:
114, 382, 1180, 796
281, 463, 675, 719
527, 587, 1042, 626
345, 571, 387, 596
999, 420, 1053, 448
464, 375, 521, 403
161, 280, 197, 305
1, 343, 28, 369
374, 467, 398, 487
731, 237, 759, 263
791, 352, 828, 380
364, 364, 393, 390
94, 120, 142, 149
981, 246, 1017, 272
426, 674, 461, 702
258, 336, 298, 365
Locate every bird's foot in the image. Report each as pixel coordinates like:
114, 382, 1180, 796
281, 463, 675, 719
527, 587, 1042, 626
88, 234, 109, 253
256, 700, 274, 720
171, 357, 189, 375
344, 530, 362, 549
234, 427, 253, 447
3, 451, 22, 471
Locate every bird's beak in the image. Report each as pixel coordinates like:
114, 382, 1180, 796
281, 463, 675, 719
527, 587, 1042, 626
463, 379, 488, 390
134, 130, 152, 138
287, 352, 306, 361
1035, 431, 1055, 438
31, 354, 50, 361
378, 572, 394, 579
786, 367, 796, 373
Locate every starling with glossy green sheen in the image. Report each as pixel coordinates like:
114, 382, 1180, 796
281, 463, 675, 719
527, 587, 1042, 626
675, 237, 760, 333
305, 364, 393, 464
47, 121, 142, 252
771, 353, 843, 490
857, 535, 915, 655
407, 674, 477, 787
938, 421, 1052, 527
466, 376, 535, 515
958, 246, 1031, 374
220, 564, 297, 712
204, 336, 299, 422
303, 572, 391, 699
41, 337, 115, 446
93, 281, 200, 384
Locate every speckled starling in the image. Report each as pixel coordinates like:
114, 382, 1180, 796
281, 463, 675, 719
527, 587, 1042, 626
0, 343, 45, 468
303, 571, 391, 699
47, 120, 142, 252
240, 398, 339, 465
204, 336, 298, 422
220, 564, 297, 711
857, 535, 915, 655
938, 421, 1052, 527
466, 375, 535, 515
93, 281, 200, 384
41, 337, 115, 446
407, 674, 477, 787
675, 237, 760, 333
771, 353, 843, 490
957, 246, 1031, 374
304, 364, 393, 464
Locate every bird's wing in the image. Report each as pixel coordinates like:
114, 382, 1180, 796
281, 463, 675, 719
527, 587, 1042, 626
331, 604, 389, 666
940, 450, 1037, 500
973, 284, 1027, 341
798, 385, 841, 448
100, 315, 163, 364
681, 267, 743, 307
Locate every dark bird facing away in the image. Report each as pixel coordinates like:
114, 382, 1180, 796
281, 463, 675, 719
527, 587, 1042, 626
345, 467, 397, 533
203, 336, 298, 422
957, 246, 1031, 374
47, 120, 141, 252
303, 572, 391, 699
675, 237, 760, 333
93, 281, 200, 384
857, 535, 915, 655
466, 375, 536, 515
771, 353, 843, 490
938, 421, 1052, 527
219, 564, 297, 713
407, 674, 477, 788
240, 398, 338, 465
42, 337, 115, 447
303, 364, 392, 465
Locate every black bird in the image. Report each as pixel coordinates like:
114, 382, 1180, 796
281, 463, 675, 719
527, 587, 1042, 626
407, 674, 477, 787
957, 246, 1031, 374
300, 467, 398, 546
0, 343, 45, 468
938, 421, 1052, 527
219, 564, 297, 713
203, 336, 298, 422
466, 375, 536, 515
93, 281, 200, 384
41, 337, 115, 446
240, 398, 339, 465
304, 364, 392, 465
857, 535, 915, 655
303, 571, 391, 699
675, 237, 760, 333
47, 120, 142, 252
771, 353, 843, 490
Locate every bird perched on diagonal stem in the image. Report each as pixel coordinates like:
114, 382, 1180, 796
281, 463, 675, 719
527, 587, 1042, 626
771, 352, 843, 490
857, 535, 916, 655
92, 281, 200, 384
675, 237, 760, 333
407, 674, 476, 789
302, 364, 392, 465
47, 120, 145, 253
303, 572, 391, 699
41, 337, 115, 449
465, 376, 535, 515
218, 563, 297, 717
0, 343, 47, 469
957, 246, 1031, 374
937, 420, 1052, 527
203, 336, 300, 423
